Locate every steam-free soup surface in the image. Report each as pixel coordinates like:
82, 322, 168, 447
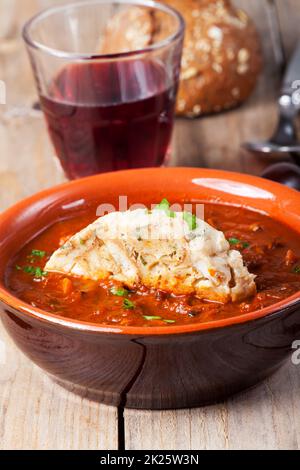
6, 204, 300, 327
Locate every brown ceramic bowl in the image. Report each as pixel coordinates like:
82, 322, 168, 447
1, 168, 300, 409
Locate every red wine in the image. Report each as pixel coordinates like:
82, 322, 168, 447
40, 60, 177, 179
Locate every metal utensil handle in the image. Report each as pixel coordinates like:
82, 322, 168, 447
281, 41, 300, 112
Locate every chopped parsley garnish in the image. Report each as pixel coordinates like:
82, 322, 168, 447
156, 198, 175, 218
143, 316, 176, 324
123, 299, 135, 310
30, 249, 46, 258
23, 266, 48, 278
110, 286, 129, 297
293, 266, 300, 274
143, 315, 162, 321
156, 199, 198, 229
228, 238, 240, 245
228, 238, 250, 249
183, 212, 198, 231
156, 198, 170, 210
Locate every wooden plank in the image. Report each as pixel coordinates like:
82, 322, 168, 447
0, 327, 118, 450
125, 362, 300, 450
275, 0, 300, 58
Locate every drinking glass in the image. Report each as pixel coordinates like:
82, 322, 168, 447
23, 0, 185, 179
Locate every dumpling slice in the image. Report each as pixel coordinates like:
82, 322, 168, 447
46, 206, 256, 303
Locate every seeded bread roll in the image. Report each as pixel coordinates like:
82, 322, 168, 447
165, 0, 263, 117
99, 0, 263, 117
99, 6, 155, 54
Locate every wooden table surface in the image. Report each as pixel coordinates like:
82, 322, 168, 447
1, 0, 300, 450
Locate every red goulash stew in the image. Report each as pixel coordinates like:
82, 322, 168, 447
5, 204, 300, 327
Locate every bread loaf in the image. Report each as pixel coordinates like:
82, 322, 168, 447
99, 6, 154, 54
99, 0, 263, 117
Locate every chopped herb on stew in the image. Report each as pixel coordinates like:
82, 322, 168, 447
143, 316, 176, 324
228, 238, 250, 249
229, 238, 240, 245
23, 266, 48, 278
156, 198, 175, 218
15, 265, 22, 271
183, 212, 198, 231
123, 299, 135, 310
110, 286, 129, 297
292, 265, 300, 274
30, 249, 46, 258
143, 315, 162, 321
156, 198, 170, 210
23, 266, 36, 275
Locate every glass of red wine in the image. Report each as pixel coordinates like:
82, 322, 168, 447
23, 0, 185, 179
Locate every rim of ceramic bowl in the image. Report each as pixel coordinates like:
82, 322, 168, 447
22, 0, 185, 60
1, 167, 300, 336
